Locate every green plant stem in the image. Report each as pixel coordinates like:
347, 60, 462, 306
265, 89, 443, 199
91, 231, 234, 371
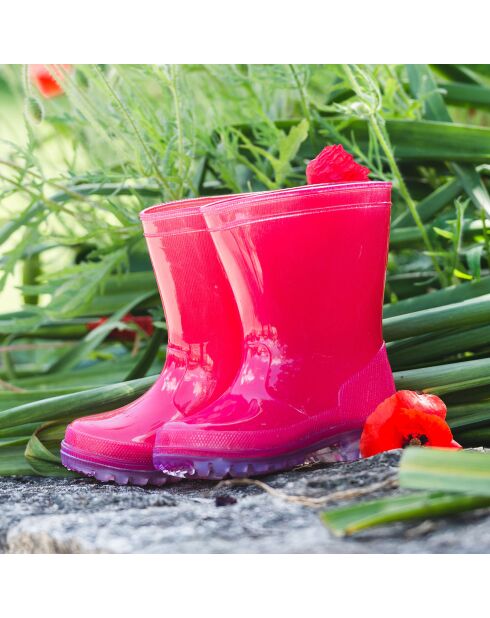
342, 65, 446, 286
166, 65, 186, 197
289, 64, 312, 128
94, 65, 172, 195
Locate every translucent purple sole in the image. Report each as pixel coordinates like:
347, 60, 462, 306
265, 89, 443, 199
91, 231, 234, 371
153, 430, 361, 480
60, 442, 176, 487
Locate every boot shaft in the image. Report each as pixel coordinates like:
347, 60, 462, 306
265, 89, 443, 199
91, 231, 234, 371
202, 183, 392, 409
140, 197, 243, 404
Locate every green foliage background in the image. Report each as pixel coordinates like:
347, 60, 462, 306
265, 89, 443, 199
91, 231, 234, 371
1, 63, 490, 476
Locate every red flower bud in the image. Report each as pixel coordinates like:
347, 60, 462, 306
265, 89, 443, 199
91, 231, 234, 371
306, 144, 371, 185
29, 65, 72, 99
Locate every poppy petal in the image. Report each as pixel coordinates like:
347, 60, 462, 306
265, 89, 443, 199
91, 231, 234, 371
306, 144, 371, 185
395, 390, 447, 419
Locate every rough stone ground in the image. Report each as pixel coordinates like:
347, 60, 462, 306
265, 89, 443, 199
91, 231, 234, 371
1, 450, 489, 553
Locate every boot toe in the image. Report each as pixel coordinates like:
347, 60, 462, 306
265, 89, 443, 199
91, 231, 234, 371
63, 413, 154, 469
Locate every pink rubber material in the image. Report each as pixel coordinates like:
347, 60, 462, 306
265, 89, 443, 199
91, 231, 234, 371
61, 195, 244, 485
154, 182, 395, 479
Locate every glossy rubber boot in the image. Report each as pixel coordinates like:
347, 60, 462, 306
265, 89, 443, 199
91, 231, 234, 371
154, 182, 395, 479
61, 196, 243, 485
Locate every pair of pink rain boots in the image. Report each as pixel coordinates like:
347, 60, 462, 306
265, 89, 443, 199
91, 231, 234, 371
61, 161, 395, 485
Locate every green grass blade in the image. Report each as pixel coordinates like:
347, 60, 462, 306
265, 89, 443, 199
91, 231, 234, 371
125, 327, 165, 381
0, 374, 157, 430
383, 294, 490, 342
0, 310, 44, 335
447, 404, 490, 430
0, 436, 32, 448
0, 422, 41, 438
383, 276, 490, 318
407, 64, 490, 215
24, 422, 78, 477
347, 118, 490, 163
0, 446, 37, 476
0, 388, 87, 412
394, 357, 490, 391
406, 65, 451, 121
71, 271, 158, 318
321, 490, 490, 536
430, 65, 480, 84
453, 163, 490, 217
441, 82, 490, 111
387, 324, 490, 369
47, 290, 155, 374
390, 218, 490, 249
416, 375, 490, 396
12, 356, 145, 389
399, 447, 490, 495
462, 65, 490, 79
392, 179, 461, 228
453, 427, 490, 447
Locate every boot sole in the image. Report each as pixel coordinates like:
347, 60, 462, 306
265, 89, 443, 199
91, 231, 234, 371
61, 442, 176, 487
153, 430, 361, 480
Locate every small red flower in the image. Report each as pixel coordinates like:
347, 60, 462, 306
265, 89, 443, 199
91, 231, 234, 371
360, 390, 461, 458
306, 144, 371, 185
87, 315, 154, 342
392, 389, 447, 419
29, 65, 72, 98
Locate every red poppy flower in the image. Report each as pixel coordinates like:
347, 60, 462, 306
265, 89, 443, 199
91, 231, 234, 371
87, 315, 154, 342
29, 65, 72, 98
392, 389, 447, 419
360, 390, 461, 458
306, 144, 371, 185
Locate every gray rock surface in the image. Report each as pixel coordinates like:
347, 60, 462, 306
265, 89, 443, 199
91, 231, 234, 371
1, 450, 489, 553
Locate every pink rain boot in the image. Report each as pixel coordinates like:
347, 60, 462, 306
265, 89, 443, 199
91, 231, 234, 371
61, 196, 243, 485
153, 182, 395, 479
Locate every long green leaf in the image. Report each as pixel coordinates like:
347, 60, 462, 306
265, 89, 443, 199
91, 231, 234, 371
125, 327, 165, 381
407, 64, 490, 215
383, 294, 490, 342
0, 374, 157, 430
400, 447, 490, 495
347, 118, 490, 164
0, 446, 36, 476
11, 355, 143, 389
321, 491, 490, 536
428, 375, 490, 396
447, 404, 490, 430
0, 388, 87, 412
0, 422, 41, 438
387, 323, 490, 369
61, 271, 158, 318
0, 310, 44, 335
394, 357, 490, 391
452, 427, 490, 447
24, 422, 77, 477
440, 82, 490, 111
390, 218, 490, 249
383, 276, 490, 318
392, 179, 462, 228
48, 290, 155, 374
430, 65, 480, 84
